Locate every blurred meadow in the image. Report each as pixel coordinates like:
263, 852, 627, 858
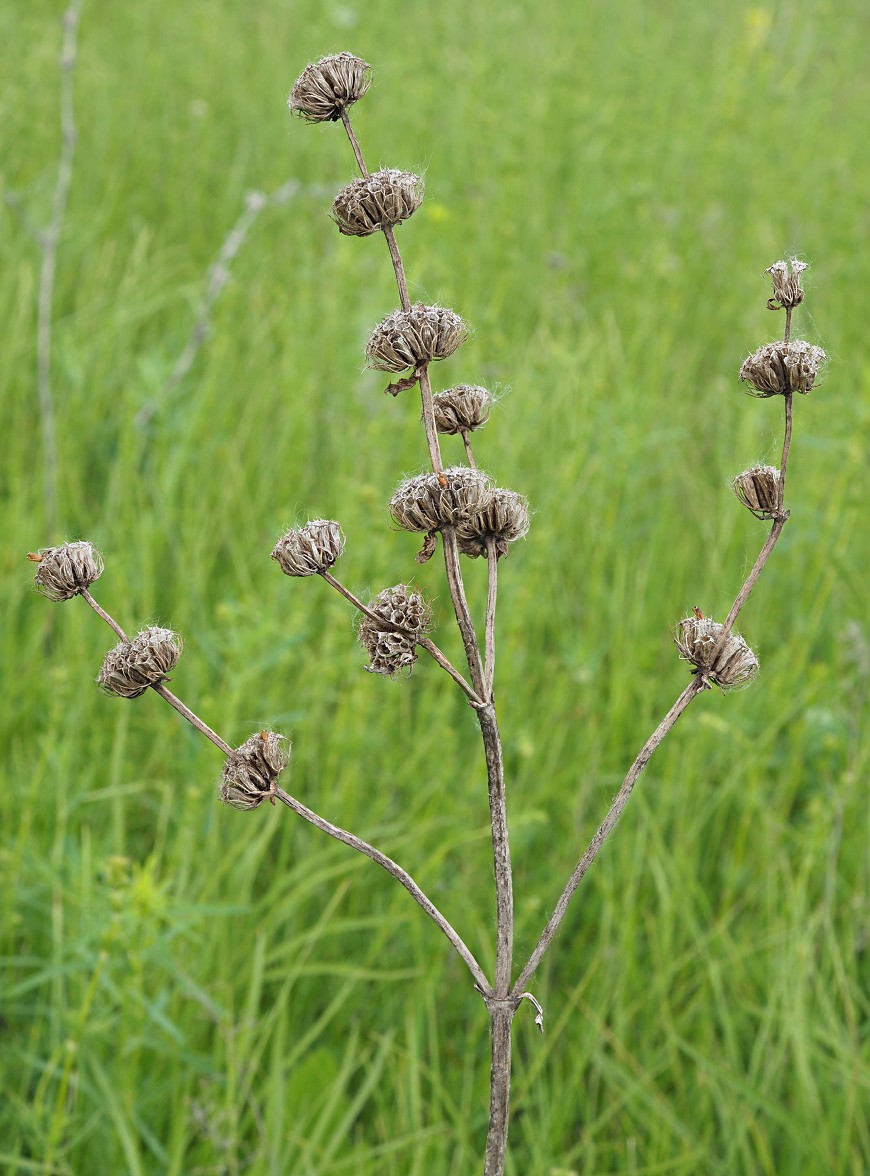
2, 0, 869, 1172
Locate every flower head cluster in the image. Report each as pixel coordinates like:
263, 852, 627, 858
98, 627, 183, 699
432, 385, 492, 434
30, 541, 103, 601
674, 615, 759, 690
358, 584, 432, 676
456, 489, 530, 558
366, 305, 469, 374
272, 520, 345, 577
390, 467, 494, 534
221, 731, 289, 811
739, 340, 826, 397
332, 170, 424, 236
732, 465, 782, 520
288, 53, 372, 123
767, 258, 808, 310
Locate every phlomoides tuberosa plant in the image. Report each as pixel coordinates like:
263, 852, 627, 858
29, 52, 827, 1175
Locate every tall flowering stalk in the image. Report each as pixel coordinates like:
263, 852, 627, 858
29, 54, 826, 1175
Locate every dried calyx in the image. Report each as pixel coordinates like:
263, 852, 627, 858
674, 615, 759, 690
739, 340, 826, 397
30, 540, 104, 601
456, 489, 530, 558
332, 170, 423, 236
732, 465, 782, 520
358, 584, 432, 676
221, 731, 289, 811
288, 53, 372, 123
390, 467, 495, 534
432, 385, 492, 434
767, 258, 808, 311
98, 627, 183, 699
366, 304, 469, 375
272, 520, 345, 577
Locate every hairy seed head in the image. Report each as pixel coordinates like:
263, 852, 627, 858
272, 520, 345, 577
455, 488, 531, 558
766, 258, 808, 310
97, 627, 183, 699
732, 465, 782, 520
30, 540, 104, 601
288, 53, 372, 123
366, 304, 469, 374
432, 385, 492, 434
358, 584, 432, 676
390, 467, 495, 534
739, 340, 826, 397
674, 615, 759, 690
332, 169, 423, 236
220, 731, 289, 811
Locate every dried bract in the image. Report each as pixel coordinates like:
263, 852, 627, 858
272, 519, 345, 577
366, 304, 469, 374
674, 615, 759, 690
432, 385, 492, 434
332, 170, 423, 236
739, 340, 826, 397
732, 465, 782, 520
390, 467, 495, 534
288, 53, 372, 123
456, 489, 530, 558
221, 731, 289, 811
30, 541, 104, 601
98, 626, 183, 699
767, 258, 808, 310
359, 584, 432, 676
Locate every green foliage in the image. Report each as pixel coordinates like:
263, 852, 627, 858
2, 0, 868, 1171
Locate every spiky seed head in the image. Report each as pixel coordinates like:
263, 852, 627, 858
390, 467, 495, 534
288, 53, 372, 123
456, 489, 531, 558
220, 731, 289, 811
97, 627, 183, 699
30, 541, 104, 601
366, 305, 469, 374
432, 385, 492, 434
272, 520, 345, 577
674, 615, 759, 690
358, 583, 432, 676
739, 340, 826, 397
331, 170, 424, 236
766, 258, 808, 310
732, 465, 782, 520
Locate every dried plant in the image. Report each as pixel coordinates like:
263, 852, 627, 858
29, 52, 828, 1175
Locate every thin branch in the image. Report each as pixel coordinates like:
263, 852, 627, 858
441, 527, 486, 699
339, 108, 368, 177
383, 225, 411, 312
151, 684, 234, 757
484, 537, 498, 701
478, 704, 513, 996
461, 429, 476, 467
80, 588, 127, 642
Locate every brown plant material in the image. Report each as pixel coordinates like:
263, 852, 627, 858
432, 385, 492, 434
739, 340, 826, 397
674, 615, 759, 689
366, 304, 469, 374
456, 489, 530, 558
332, 170, 423, 236
272, 520, 345, 577
221, 731, 288, 810
98, 626, 183, 699
288, 53, 372, 123
732, 465, 782, 520
358, 584, 432, 675
390, 467, 494, 534
31, 540, 103, 601
766, 258, 808, 311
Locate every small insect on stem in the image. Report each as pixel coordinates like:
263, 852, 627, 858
692, 606, 705, 620
438, 474, 449, 488
27, 552, 44, 563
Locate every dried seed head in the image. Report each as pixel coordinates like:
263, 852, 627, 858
766, 258, 808, 310
332, 169, 423, 236
390, 467, 495, 534
739, 340, 826, 397
455, 489, 531, 558
288, 53, 372, 123
366, 304, 469, 374
220, 730, 289, 811
732, 465, 782, 520
272, 520, 345, 577
432, 385, 492, 434
97, 626, 183, 699
674, 615, 759, 690
358, 584, 432, 676
30, 541, 104, 601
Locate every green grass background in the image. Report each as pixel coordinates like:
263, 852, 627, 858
2, 0, 868, 1171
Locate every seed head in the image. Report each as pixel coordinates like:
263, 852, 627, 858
366, 304, 469, 374
358, 584, 432, 676
97, 626, 183, 699
739, 340, 826, 397
272, 520, 345, 577
766, 258, 808, 310
390, 467, 495, 534
221, 731, 289, 811
674, 615, 759, 690
30, 541, 104, 601
288, 53, 372, 123
731, 465, 782, 520
332, 170, 423, 236
432, 385, 492, 434
455, 488, 531, 558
